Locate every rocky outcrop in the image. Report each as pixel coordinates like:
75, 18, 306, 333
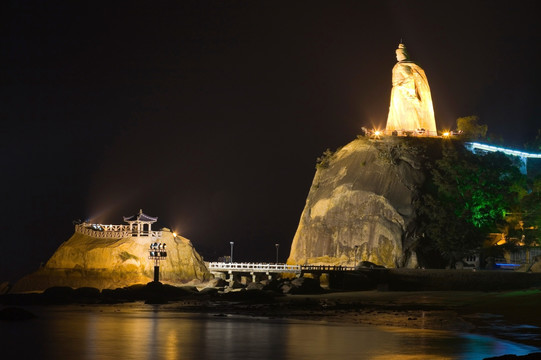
11, 229, 210, 292
288, 137, 426, 268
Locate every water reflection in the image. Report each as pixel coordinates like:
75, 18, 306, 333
0, 305, 538, 360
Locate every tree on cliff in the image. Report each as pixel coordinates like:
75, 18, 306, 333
457, 116, 487, 140
525, 129, 541, 152
521, 178, 541, 245
418, 141, 526, 267
505, 176, 541, 246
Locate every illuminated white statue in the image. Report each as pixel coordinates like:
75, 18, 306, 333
386, 43, 437, 135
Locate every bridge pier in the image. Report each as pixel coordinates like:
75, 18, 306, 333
211, 272, 226, 280
227, 271, 237, 286
207, 262, 302, 287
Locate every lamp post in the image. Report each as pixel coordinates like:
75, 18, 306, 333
149, 241, 167, 283
230, 241, 234, 263
275, 243, 279, 264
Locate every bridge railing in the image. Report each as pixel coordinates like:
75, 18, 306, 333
466, 142, 541, 158
301, 265, 356, 272
208, 262, 301, 273
369, 129, 439, 137
207, 262, 363, 273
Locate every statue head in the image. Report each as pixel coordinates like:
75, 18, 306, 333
395, 43, 409, 62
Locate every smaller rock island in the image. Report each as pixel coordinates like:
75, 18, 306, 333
12, 210, 210, 293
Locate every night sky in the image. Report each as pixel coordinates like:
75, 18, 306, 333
2, 1, 540, 282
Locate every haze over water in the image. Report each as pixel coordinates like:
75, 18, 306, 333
1, 304, 538, 360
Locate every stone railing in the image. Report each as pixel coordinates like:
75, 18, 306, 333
370, 129, 439, 137
75, 224, 130, 238
100, 224, 131, 232
74, 224, 162, 239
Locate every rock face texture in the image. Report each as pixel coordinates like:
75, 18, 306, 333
288, 137, 425, 268
12, 230, 210, 292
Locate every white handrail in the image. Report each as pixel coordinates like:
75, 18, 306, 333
467, 142, 541, 159
74, 224, 162, 239
208, 262, 301, 273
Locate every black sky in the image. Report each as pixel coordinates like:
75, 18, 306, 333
2, 1, 540, 282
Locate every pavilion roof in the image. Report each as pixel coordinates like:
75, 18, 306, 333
123, 209, 158, 223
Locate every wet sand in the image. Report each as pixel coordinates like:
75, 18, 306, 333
174, 289, 541, 348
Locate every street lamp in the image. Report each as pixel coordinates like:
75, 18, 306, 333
275, 243, 279, 264
230, 241, 234, 263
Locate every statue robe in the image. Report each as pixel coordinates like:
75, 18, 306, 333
386, 61, 436, 135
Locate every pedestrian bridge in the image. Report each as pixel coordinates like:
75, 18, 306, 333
466, 142, 541, 174
207, 262, 362, 283
207, 262, 301, 281
208, 262, 359, 274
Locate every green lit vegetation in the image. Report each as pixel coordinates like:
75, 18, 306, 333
416, 139, 530, 267
505, 176, 541, 246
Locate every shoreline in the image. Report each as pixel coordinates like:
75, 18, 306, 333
167, 290, 541, 349
3, 284, 541, 350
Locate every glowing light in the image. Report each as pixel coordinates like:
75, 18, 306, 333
374, 130, 381, 136
443, 132, 450, 137
467, 142, 541, 158
173, 232, 177, 238
495, 263, 520, 269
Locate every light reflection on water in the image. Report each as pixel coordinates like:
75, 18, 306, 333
0, 304, 538, 360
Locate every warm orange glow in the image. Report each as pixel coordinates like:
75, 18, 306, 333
374, 130, 381, 136
173, 232, 177, 238
443, 132, 450, 137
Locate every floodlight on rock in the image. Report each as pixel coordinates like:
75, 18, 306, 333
149, 242, 167, 282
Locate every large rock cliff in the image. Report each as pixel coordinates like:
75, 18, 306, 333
12, 229, 210, 292
288, 137, 427, 268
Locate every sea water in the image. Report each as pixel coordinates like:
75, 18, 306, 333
0, 304, 538, 360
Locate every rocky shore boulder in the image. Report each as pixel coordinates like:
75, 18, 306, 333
11, 229, 210, 292
527, 255, 541, 273
288, 137, 426, 268
280, 277, 325, 294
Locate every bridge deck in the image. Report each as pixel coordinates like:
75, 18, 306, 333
208, 262, 363, 274
466, 142, 541, 159
300, 265, 356, 272
208, 262, 301, 274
